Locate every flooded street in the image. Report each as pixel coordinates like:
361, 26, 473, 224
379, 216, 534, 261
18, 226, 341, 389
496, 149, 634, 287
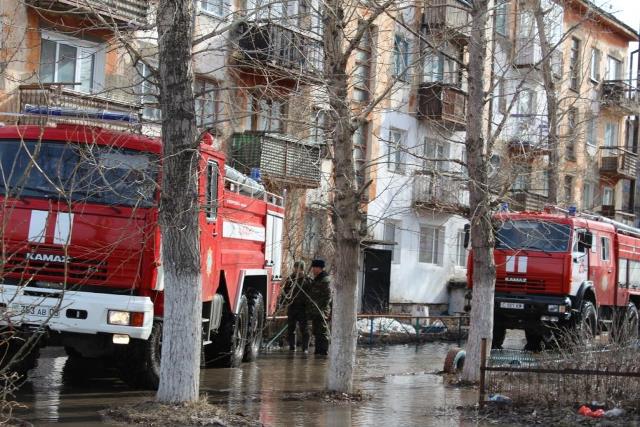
14, 336, 526, 426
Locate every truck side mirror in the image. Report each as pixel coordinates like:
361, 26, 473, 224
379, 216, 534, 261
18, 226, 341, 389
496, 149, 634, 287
463, 224, 470, 249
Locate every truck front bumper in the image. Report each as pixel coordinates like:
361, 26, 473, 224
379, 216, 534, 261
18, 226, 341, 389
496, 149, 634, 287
495, 293, 573, 331
0, 284, 154, 340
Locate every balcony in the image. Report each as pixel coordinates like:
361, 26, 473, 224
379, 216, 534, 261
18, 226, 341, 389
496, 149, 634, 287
600, 80, 640, 114
509, 191, 548, 212
423, 0, 470, 41
230, 132, 321, 188
234, 22, 323, 81
412, 171, 469, 212
598, 146, 637, 181
417, 83, 467, 130
513, 39, 562, 75
26, 0, 148, 26
13, 84, 141, 128
506, 115, 549, 157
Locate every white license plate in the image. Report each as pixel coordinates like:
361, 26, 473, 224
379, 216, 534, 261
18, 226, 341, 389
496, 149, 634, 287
10, 304, 60, 318
500, 302, 524, 310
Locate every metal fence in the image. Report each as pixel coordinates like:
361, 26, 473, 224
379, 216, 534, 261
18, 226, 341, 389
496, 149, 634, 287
479, 338, 640, 407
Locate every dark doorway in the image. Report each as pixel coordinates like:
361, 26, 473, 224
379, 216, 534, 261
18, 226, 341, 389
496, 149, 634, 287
362, 249, 392, 313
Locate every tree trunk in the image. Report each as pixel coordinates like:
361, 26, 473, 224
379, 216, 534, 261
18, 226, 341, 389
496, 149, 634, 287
462, 0, 495, 383
323, 0, 361, 394
156, 0, 201, 403
534, 2, 560, 205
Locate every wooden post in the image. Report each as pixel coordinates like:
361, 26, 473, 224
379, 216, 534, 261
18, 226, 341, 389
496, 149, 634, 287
479, 337, 487, 408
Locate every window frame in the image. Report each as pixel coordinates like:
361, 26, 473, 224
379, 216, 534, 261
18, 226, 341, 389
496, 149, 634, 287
419, 225, 444, 265
590, 48, 601, 82
200, 0, 225, 17
601, 236, 610, 261
569, 37, 581, 92
393, 34, 410, 81
206, 160, 220, 221
195, 78, 220, 129
387, 128, 406, 174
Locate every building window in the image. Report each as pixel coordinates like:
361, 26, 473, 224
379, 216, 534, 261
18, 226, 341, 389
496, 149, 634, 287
195, 79, 220, 129
602, 186, 614, 206
569, 38, 581, 91
423, 137, 449, 172
206, 161, 219, 220
39, 32, 102, 94
582, 182, 595, 210
495, 1, 507, 36
311, 109, 327, 145
384, 221, 401, 264
604, 122, 618, 147
586, 114, 596, 147
419, 225, 444, 265
250, 95, 286, 132
423, 44, 462, 85
137, 62, 161, 121
606, 56, 622, 80
393, 34, 409, 81
353, 122, 368, 190
566, 108, 577, 160
516, 88, 536, 115
201, 0, 225, 16
601, 236, 610, 261
303, 210, 322, 257
353, 27, 373, 102
564, 175, 573, 203
456, 229, 467, 267
590, 48, 601, 82
387, 128, 406, 174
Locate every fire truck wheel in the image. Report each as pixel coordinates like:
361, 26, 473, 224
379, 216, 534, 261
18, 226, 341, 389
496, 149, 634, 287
244, 291, 265, 362
117, 321, 162, 389
443, 347, 465, 374
205, 295, 249, 368
577, 300, 597, 344
492, 325, 506, 349
524, 330, 543, 351
623, 303, 639, 343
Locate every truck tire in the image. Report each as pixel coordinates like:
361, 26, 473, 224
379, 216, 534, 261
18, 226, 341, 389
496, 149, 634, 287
204, 295, 248, 368
492, 325, 506, 349
524, 329, 543, 351
443, 347, 465, 373
577, 300, 597, 344
244, 291, 265, 362
623, 303, 639, 343
117, 321, 162, 389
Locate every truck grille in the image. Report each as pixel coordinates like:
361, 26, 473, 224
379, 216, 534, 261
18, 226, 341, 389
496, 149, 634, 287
3, 252, 108, 282
496, 278, 547, 293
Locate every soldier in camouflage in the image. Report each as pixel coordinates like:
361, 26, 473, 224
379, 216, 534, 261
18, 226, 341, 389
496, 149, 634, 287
308, 259, 331, 355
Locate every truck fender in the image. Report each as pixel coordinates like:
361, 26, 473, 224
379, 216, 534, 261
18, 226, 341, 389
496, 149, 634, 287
573, 282, 596, 313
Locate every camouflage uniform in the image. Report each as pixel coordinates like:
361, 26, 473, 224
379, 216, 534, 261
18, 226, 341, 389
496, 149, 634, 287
308, 270, 331, 355
281, 264, 311, 351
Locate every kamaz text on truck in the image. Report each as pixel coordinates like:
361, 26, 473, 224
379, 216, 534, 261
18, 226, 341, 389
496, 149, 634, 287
0, 122, 284, 387
467, 207, 640, 350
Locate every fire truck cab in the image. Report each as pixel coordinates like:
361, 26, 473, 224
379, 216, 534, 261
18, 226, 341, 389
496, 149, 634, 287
0, 122, 284, 387
468, 208, 640, 350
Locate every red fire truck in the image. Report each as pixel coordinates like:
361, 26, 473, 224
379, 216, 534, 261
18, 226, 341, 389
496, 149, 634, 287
467, 207, 640, 350
0, 122, 284, 387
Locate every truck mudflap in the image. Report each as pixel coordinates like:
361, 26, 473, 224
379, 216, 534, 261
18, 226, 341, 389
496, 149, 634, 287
0, 285, 154, 340
495, 293, 573, 330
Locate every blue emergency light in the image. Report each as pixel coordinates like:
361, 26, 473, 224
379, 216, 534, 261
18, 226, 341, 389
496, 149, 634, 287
23, 105, 139, 123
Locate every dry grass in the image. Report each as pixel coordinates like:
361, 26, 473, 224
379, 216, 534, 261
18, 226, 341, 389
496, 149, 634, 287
102, 397, 262, 427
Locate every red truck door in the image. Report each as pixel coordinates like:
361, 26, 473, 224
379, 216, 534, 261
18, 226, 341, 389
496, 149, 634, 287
200, 157, 221, 301
593, 232, 615, 306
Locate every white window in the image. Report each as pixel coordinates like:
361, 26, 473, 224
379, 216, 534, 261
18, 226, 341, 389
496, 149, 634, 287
419, 225, 444, 265
195, 79, 220, 128
384, 221, 401, 264
590, 48, 601, 82
201, 0, 225, 16
602, 186, 614, 206
137, 62, 161, 121
39, 31, 104, 94
393, 34, 409, 80
582, 182, 595, 210
423, 137, 449, 172
586, 115, 596, 147
516, 89, 536, 115
604, 122, 618, 147
456, 229, 467, 267
606, 56, 622, 80
388, 129, 406, 174
250, 95, 285, 132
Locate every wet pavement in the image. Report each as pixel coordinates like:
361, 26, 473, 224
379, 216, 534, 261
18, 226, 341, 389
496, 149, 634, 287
14, 334, 527, 426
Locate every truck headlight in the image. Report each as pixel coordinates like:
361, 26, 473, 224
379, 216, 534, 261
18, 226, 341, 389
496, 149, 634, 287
108, 310, 145, 326
548, 304, 559, 313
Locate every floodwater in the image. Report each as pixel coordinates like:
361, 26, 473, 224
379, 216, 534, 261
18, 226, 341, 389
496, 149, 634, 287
13, 337, 525, 427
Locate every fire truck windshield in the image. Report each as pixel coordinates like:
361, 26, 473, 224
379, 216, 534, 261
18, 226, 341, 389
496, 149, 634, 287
496, 220, 571, 253
0, 140, 158, 207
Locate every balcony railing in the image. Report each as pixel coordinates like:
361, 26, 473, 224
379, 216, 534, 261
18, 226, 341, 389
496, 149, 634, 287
600, 80, 640, 114
598, 146, 637, 181
235, 21, 323, 80
230, 132, 321, 188
417, 83, 467, 130
413, 171, 469, 211
423, 0, 470, 39
506, 115, 549, 156
26, 0, 148, 26
13, 84, 141, 128
509, 191, 548, 212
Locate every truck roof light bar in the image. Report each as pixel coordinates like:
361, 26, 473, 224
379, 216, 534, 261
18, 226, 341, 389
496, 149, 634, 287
23, 105, 139, 123
544, 204, 640, 238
